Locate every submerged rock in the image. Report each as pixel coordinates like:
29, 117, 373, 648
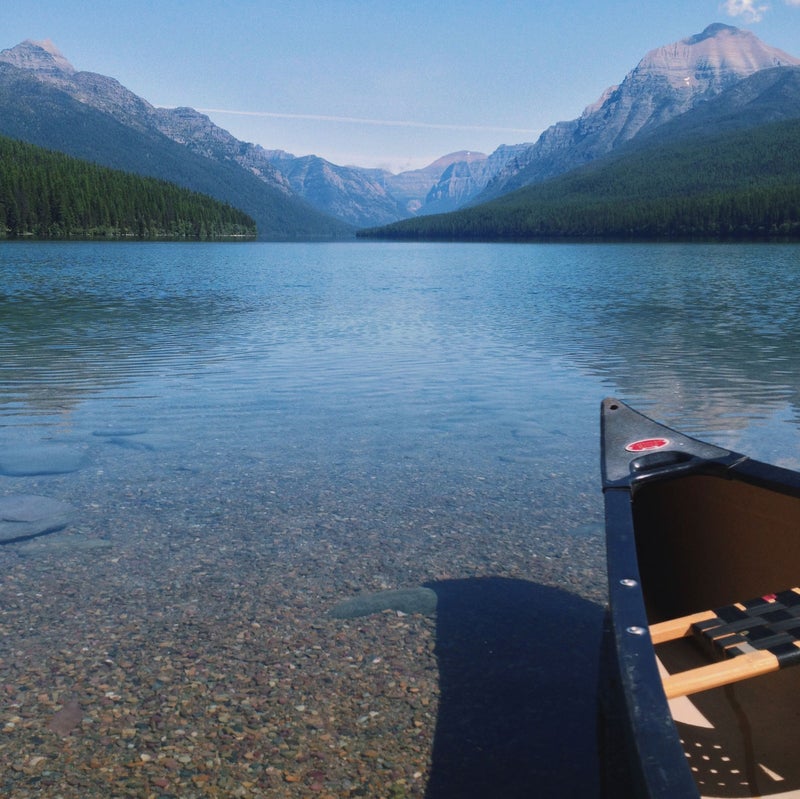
91, 428, 148, 437
15, 532, 112, 556
48, 699, 83, 736
330, 587, 438, 619
102, 437, 156, 451
0, 494, 77, 543
0, 444, 86, 476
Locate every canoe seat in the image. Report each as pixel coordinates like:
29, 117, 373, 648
650, 588, 800, 698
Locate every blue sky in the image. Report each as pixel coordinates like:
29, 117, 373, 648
2, 1, 800, 172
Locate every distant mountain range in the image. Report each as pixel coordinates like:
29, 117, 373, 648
0, 24, 798, 237
361, 65, 800, 240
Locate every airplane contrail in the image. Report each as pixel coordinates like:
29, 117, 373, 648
196, 108, 541, 135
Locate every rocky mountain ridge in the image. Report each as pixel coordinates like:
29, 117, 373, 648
0, 41, 292, 191
0, 43, 348, 238
0, 37, 74, 75
422, 145, 531, 215
261, 151, 407, 226
0, 39, 509, 227
361, 64, 800, 241
474, 23, 800, 202
1, 25, 798, 229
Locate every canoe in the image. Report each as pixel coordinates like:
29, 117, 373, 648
598, 398, 800, 799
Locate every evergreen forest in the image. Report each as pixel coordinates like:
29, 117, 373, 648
0, 135, 256, 239
359, 118, 800, 242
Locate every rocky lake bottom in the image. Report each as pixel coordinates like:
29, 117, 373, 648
0, 430, 606, 799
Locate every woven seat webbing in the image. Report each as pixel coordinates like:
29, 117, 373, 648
691, 588, 800, 667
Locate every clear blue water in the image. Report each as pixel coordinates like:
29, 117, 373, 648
1, 241, 611, 541
4, 241, 798, 503
2, 240, 800, 796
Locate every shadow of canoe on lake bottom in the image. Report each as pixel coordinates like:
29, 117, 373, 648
424, 577, 604, 799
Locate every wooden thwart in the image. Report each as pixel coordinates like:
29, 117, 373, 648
650, 613, 781, 699
660, 649, 779, 699
650, 611, 717, 645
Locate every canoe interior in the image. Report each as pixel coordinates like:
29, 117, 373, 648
634, 471, 800, 798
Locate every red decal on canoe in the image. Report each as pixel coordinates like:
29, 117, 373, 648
625, 437, 670, 453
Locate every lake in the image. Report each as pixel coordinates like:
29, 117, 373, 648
1, 240, 799, 798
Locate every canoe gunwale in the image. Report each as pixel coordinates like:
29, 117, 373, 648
601, 483, 702, 798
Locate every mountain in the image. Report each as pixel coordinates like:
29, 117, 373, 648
344, 22, 800, 219
633, 64, 800, 144
381, 152, 486, 214
475, 23, 800, 202
263, 149, 505, 225
0, 39, 509, 228
420, 145, 530, 215
360, 65, 800, 241
151, 109, 413, 228
0, 40, 349, 239
3, 25, 797, 231
0, 133, 256, 239
262, 151, 407, 227
151, 105, 292, 193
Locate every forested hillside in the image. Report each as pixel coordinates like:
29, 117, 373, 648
0, 135, 256, 239
0, 65, 349, 239
360, 117, 800, 241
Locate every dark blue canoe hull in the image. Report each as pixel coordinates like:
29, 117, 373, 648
599, 398, 800, 798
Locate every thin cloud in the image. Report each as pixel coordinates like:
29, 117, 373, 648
196, 108, 541, 136
722, 0, 800, 20
721, 0, 770, 21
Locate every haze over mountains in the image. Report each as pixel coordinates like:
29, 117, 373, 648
0, 24, 798, 238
